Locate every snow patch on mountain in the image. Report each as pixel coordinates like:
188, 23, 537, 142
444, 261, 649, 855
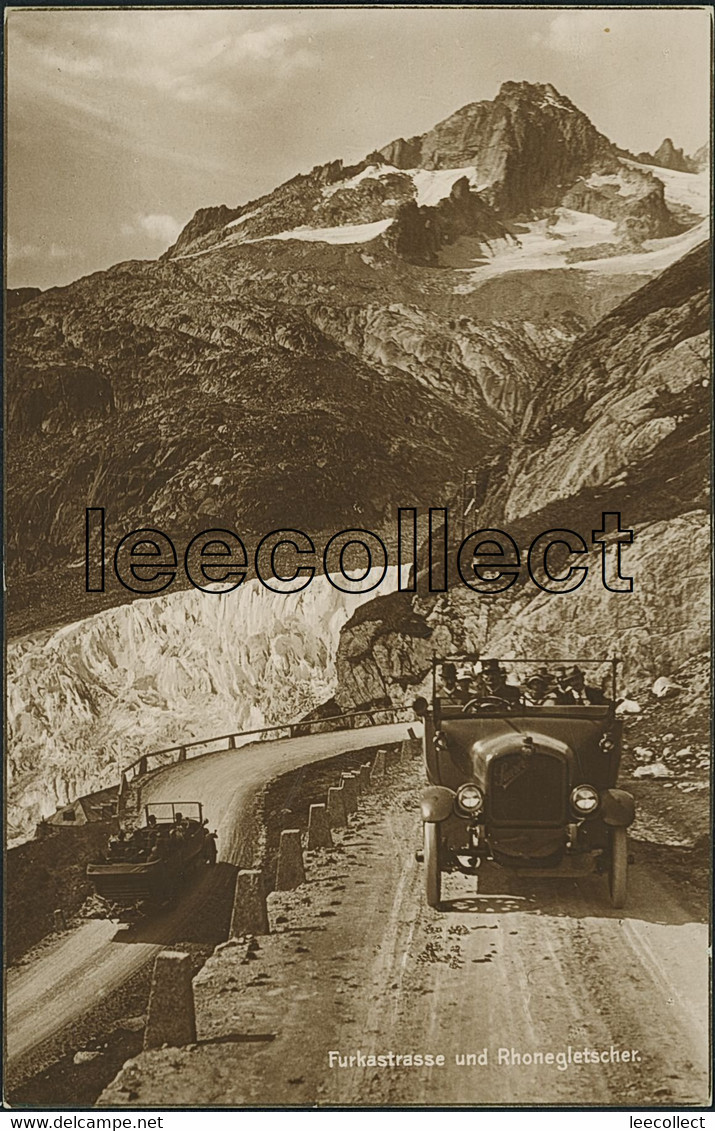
574, 220, 709, 275
225, 207, 264, 230
452, 207, 709, 289
252, 219, 394, 245
320, 163, 488, 208
410, 166, 486, 205
174, 218, 394, 259
550, 208, 619, 241
450, 208, 618, 283
321, 165, 400, 198
584, 172, 641, 197
539, 88, 575, 112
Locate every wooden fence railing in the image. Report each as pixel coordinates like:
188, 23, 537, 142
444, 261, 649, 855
124, 706, 414, 782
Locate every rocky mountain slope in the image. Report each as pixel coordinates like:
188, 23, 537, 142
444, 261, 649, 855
333, 241, 710, 709
6, 287, 43, 313
6, 249, 575, 637
7, 84, 708, 638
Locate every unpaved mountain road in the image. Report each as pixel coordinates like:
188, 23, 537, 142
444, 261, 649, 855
5, 722, 412, 1089
101, 758, 710, 1109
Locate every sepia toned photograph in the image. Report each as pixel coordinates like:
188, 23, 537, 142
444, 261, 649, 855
3, 4, 712, 1111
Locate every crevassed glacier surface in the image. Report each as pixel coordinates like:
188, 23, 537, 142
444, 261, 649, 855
7, 569, 399, 845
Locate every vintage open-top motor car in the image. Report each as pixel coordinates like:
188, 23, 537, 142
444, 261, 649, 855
414, 656, 635, 909
87, 801, 217, 917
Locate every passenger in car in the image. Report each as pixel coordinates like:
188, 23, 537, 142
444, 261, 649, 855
170, 813, 187, 841
480, 659, 521, 703
455, 676, 474, 704
541, 666, 578, 704
439, 662, 459, 698
108, 829, 132, 860
564, 665, 610, 705
524, 667, 554, 704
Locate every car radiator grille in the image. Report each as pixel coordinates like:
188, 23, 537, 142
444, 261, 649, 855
488, 751, 567, 825
93, 878, 155, 900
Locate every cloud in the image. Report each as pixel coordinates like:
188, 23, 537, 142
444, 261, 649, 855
231, 23, 306, 62
149, 20, 317, 107
121, 213, 183, 243
7, 236, 39, 264
532, 12, 613, 56
9, 10, 317, 113
7, 236, 73, 263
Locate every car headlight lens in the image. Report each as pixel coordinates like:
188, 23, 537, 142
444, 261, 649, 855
570, 784, 600, 815
456, 783, 484, 816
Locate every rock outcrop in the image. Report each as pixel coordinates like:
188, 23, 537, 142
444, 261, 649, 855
166, 204, 242, 258
561, 165, 678, 241
380, 82, 613, 215
6, 287, 42, 313
335, 512, 710, 709
690, 142, 710, 172
636, 138, 698, 174
384, 179, 514, 264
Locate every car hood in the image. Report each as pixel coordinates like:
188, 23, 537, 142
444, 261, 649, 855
440, 717, 573, 791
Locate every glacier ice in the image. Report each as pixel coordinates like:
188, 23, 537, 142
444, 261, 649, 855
7, 568, 400, 846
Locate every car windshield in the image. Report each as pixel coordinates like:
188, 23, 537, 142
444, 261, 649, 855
144, 801, 203, 825
436, 658, 615, 707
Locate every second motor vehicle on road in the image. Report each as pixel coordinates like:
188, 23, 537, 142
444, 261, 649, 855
87, 801, 218, 918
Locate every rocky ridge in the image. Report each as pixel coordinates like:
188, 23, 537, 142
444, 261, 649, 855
166, 82, 687, 265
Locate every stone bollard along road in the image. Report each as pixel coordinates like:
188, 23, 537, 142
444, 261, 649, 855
5, 721, 415, 1081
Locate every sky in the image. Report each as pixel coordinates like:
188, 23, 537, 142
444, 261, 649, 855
6, 5, 712, 290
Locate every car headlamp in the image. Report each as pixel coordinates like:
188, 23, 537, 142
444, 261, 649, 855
570, 784, 600, 816
456, 783, 484, 816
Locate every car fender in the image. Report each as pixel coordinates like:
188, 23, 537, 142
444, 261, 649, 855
421, 785, 455, 824
600, 788, 635, 827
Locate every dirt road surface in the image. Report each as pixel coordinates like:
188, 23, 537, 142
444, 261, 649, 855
101, 757, 710, 1108
5, 722, 412, 1087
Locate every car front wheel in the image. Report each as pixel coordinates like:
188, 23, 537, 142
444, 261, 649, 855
424, 822, 442, 909
608, 826, 627, 908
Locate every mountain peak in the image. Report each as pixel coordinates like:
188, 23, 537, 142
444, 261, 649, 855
496, 79, 574, 109
377, 80, 612, 212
